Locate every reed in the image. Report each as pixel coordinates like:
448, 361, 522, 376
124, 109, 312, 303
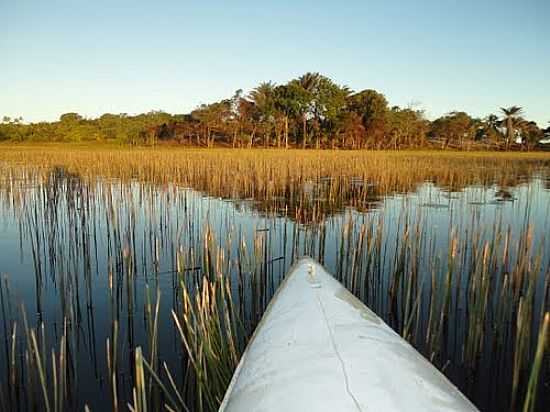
0, 147, 549, 411
522, 313, 549, 412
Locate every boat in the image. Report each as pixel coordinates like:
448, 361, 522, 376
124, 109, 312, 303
219, 257, 479, 412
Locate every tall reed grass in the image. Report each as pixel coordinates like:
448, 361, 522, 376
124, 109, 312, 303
0, 147, 548, 411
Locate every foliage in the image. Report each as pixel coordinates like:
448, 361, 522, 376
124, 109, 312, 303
501, 106, 524, 149
1, 76, 547, 150
429, 111, 476, 148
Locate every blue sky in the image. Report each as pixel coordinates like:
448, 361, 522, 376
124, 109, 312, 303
1, 0, 549, 125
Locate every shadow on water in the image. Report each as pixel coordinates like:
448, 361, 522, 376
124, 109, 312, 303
0, 164, 549, 411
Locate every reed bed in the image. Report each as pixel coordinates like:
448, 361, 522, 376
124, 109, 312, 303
0, 147, 549, 412
1, 147, 549, 202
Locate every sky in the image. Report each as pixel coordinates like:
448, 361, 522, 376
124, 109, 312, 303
1, 0, 549, 125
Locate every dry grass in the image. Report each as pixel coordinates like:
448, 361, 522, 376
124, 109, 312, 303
1, 146, 549, 208
0, 146, 548, 412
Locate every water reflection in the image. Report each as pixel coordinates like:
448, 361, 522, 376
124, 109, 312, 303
0, 165, 548, 412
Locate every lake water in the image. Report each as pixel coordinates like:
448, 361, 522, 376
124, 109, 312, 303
0, 166, 549, 411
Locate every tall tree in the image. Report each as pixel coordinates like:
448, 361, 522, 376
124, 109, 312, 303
339, 112, 365, 149
249, 82, 276, 147
430, 112, 475, 149
500, 106, 523, 150
314, 77, 351, 149
273, 84, 302, 149
387, 107, 428, 149
481, 114, 502, 143
296, 72, 321, 148
518, 120, 543, 150
192, 100, 232, 147
347, 90, 389, 148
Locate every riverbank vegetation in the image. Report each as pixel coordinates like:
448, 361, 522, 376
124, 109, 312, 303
2, 73, 549, 150
2, 147, 550, 216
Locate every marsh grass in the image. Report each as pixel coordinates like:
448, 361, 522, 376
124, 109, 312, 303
0, 147, 549, 411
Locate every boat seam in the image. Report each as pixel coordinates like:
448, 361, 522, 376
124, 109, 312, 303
315, 288, 363, 412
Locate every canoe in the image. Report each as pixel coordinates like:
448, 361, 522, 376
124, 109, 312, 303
219, 257, 479, 412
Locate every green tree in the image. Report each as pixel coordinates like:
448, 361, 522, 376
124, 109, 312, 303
192, 101, 232, 147
273, 84, 304, 148
339, 111, 365, 149
430, 112, 475, 149
387, 107, 428, 149
480, 114, 502, 142
500, 106, 523, 150
295, 72, 321, 148
59, 113, 83, 123
282, 73, 351, 149
518, 120, 543, 150
314, 77, 350, 148
231, 90, 259, 148
249, 82, 277, 147
347, 90, 389, 148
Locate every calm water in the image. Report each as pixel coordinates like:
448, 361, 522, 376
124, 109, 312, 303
0, 167, 549, 411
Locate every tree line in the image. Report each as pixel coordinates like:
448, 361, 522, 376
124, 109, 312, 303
1, 73, 549, 150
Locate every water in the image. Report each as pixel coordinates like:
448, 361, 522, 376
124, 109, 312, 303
0, 166, 549, 411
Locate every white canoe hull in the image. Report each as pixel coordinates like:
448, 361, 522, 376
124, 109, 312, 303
220, 258, 478, 412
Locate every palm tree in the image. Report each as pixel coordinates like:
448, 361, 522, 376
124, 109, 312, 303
518, 120, 542, 150
297, 72, 321, 148
500, 106, 523, 150
485, 114, 499, 130
249, 82, 276, 147
273, 84, 301, 149
482, 114, 502, 143
298, 72, 321, 92
249, 82, 276, 113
